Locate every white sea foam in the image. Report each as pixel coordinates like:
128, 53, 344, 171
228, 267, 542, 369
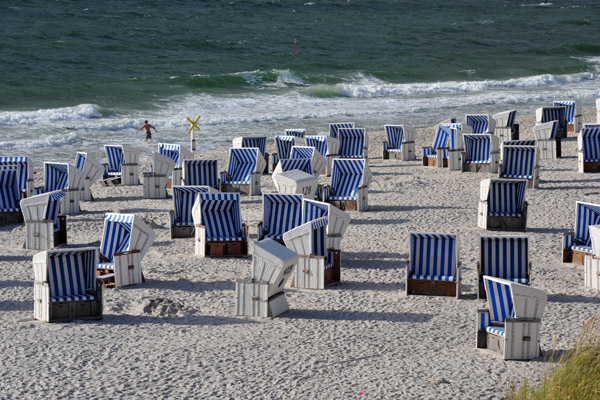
0, 104, 104, 126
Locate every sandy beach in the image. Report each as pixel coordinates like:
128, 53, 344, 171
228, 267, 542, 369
2, 110, 600, 399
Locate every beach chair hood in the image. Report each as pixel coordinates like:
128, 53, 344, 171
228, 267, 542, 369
302, 198, 351, 239
152, 152, 176, 177
100, 213, 155, 261
20, 191, 65, 223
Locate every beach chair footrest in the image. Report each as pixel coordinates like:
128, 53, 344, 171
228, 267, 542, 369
406, 278, 457, 297
205, 240, 248, 257
0, 211, 24, 226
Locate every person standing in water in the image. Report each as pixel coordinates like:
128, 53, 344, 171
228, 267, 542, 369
136, 120, 157, 142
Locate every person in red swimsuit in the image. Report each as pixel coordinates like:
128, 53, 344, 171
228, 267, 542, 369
136, 120, 157, 142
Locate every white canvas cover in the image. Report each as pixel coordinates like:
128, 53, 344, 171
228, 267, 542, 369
121, 145, 140, 164
77, 152, 103, 183
251, 239, 298, 297
272, 169, 318, 196
152, 153, 176, 177
302, 199, 351, 239
589, 225, 600, 257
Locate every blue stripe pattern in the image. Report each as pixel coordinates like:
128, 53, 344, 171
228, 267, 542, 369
486, 326, 505, 337
290, 146, 315, 160
466, 115, 491, 134
275, 136, 296, 163
100, 213, 134, 261
47, 248, 97, 302
574, 201, 600, 245
581, 126, 600, 162
539, 106, 566, 130
385, 125, 405, 150
302, 198, 329, 223
172, 186, 213, 226
43, 163, 70, 192
183, 159, 218, 188
45, 191, 66, 226
277, 159, 313, 175
338, 128, 366, 158
328, 159, 365, 200
409, 232, 458, 281
224, 148, 260, 184
485, 277, 514, 325
285, 129, 306, 138
329, 122, 354, 139
553, 101, 577, 124
480, 236, 529, 282
0, 168, 20, 212
104, 145, 124, 173
158, 143, 183, 167
478, 310, 490, 330
464, 134, 492, 163
197, 193, 243, 241
239, 137, 267, 156
501, 146, 536, 180
305, 136, 328, 157
487, 179, 527, 216
424, 125, 452, 158
261, 193, 302, 240
0, 156, 30, 192
75, 153, 86, 171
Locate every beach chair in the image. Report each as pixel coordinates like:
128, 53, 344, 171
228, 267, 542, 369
272, 135, 306, 172
338, 128, 369, 161
289, 146, 326, 176
476, 276, 546, 360
498, 145, 539, 189
283, 217, 338, 289
465, 114, 496, 134
33, 247, 102, 322
192, 192, 248, 257
536, 106, 567, 139
554, 100, 582, 133
236, 239, 298, 317
477, 235, 530, 298
39, 162, 84, 215
102, 145, 140, 186
258, 193, 303, 243
220, 148, 265, 196
74, 152, 102, 201
0, 156, 34, 197
143, 153, 176, 199
478, 178, 528, 231
563, 201, 600, 265
97, 213, 156, 288
170, 185, 218, 238
285, 129, 306, 138
305, 135, 340, 176
382, 125, 416, 161
232, 136, 269, 174
533, 121, 561, 159
20, 191, 67, 250
492, 110, 518, 143
406, 232, 461, 298
158, 143, 194, 187
272, 168, 318, 199
302, 198, 351, 252
422, 124, 462, 168
583, 225, 600, 290
577, 125, 600, 173
182, 159, 219, 190
0, 167, 24, 225
462, 134, 500, 173
322, 158, 372, 211
329, 122, 354, 139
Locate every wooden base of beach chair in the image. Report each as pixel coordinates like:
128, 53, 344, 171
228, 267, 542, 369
171, 225, 195, 239
220, 183, 260, 196
383, 144, 415, 161
34, 280, 103, 323
406, 279, 457, 297
328, 199, 358, 212
562, 247, 573, 263
463, 162, 497, 174
483, 216, 527, 231
571, 249, 588, 266
579, 161, 600, 173
583, 256, 600, 290
97, 270, 145, 289
422, 156, 447, 168
262, 153, 269, 174
203, 241, 248, 257
101, 176, 121, 186
235, 279, 288, 318
0, 211, 24, 226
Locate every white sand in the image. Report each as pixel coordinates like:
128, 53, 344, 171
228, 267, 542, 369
2, 110, 600, 399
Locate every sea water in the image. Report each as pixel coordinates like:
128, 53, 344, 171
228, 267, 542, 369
1, 0, 600, 166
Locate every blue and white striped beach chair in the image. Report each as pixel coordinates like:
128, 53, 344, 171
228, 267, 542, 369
97, 213, 155, 288
305, 135, 341, 176
192, 192, 248, 257
406, 232, 461, 298
478, 178, 528, 231
465, 114, 495, 134
102, 145, 140, 186
258, 193, 303, 242
283, 216, 338, 289
273, 136, 301, 170
285, 129, 306, 138
462, 134, 500, 173
536, 106, 567, 139
577, 125, 600, 173
422, 124, 463, 168
329, 122, 354, 139
103, 145, 124, 181
32, 247, 102, 322
338, 127, 368, 160
0, 156, 34, 197
554, 100, 582, 133
533, 120, 561, 159
476, 276, 546, 360
382, 125, 416, 161
563, 201, 600, 265
232, 136, 269, 173
477, 235, 530, 298
20, 190, 67, 249
290, 146, 326, 176
322, 158, 372, 211
0, 167, 24, 225
493, 110, 518, 144
271, 158, 314, 193
221, 148, 266, 196
75, 152, 103, 201
39, 162, 84, 215
499, 145, 539, 188
302, 198, 351, 251
170, 185, 217, 238
182, 159, 219, 189
158, 143, 194, 185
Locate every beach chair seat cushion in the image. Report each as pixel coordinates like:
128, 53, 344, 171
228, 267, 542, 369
487, 211, 524, 217
571, 244, 593, 254
486, 326, 505, 337
410, 274, 456, 282
50, 294, 96, 303
97, 262, 115, 270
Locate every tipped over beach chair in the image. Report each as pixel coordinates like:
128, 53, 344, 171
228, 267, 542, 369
170, 185, 217, 238
40, 162, 84, 215
236, 239, 298, 318
338, 127, 368, 161
462, 134, 500, 173
406, 232, 461, 298
272, 162, 318, 198
33, 247, 102, 322
0, 156, 34, 197
382, 125, 416, 161
232, 136, 269, 174
305, 135, 340, 176
476, 276, 546, 360
493, 110, 518, 143
220, 148, 265, 196
554, 100, 582, 133
477, 235, 530, 298
258, 193, 303, 243
577, 125, 600, 173
322, 158, 372, 211
20, 191, 67, 250
97, 213, 156, 288
158, 143, 193, 187
533, 120, 561, 159
283, 217, 338, 289
536, 106, 567, 139
102, 145, 140, 186
563, 201, 600, 265
478, 179, 528, 231
75, 152, 102, 201
182, 159, 219, 190
465, 114, 496, 134
0, 167, 24, 225
329, 122, 354, 139
499, 145, 539, 189
192, 192, 248, 257
143, 153, 176, 199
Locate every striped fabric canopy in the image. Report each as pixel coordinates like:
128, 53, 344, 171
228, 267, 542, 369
172, 186, 213, 226
385, 125, 404, 150
493, 110, 517, 129
484, 276, 515, 325
290, 146, 315, 160
284, 129, 306, 138
533, 121, 557, 140
239, 137, 266, 156
47, 248, 97, 302
329, 159, 366, 200
104, 145, 124, 173
305, 136, 328, 157
0, 156, 30, 192
486, 179, 527, 216
100, 213, 134, 261
466, 115, 491, 134
409, 232, 458, 281
75, 153, 86, 171
329, 122, 354, 139
275, 136, 296, 162
464, 134, 491, 163
539, 106, 566, 129
574, 201, 600, 245
302, 198, 329, 223
504, 140, 535, 146
158, 143, 183, 167
580, 126, 600, 162
44, 163, 69, 192
277, 159, 312, 175
45, 191, 66, 223
183, 159, 218, 188
197, 193, 243, 241
338, 128, 365, 158
480, 236, 529, 283
261, 193, 302, 240
553, 101, 578, 124
0, 167, 20, 212
500, 146, 536, 179
310, 217, 329, 258
225, 148, 260, 184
